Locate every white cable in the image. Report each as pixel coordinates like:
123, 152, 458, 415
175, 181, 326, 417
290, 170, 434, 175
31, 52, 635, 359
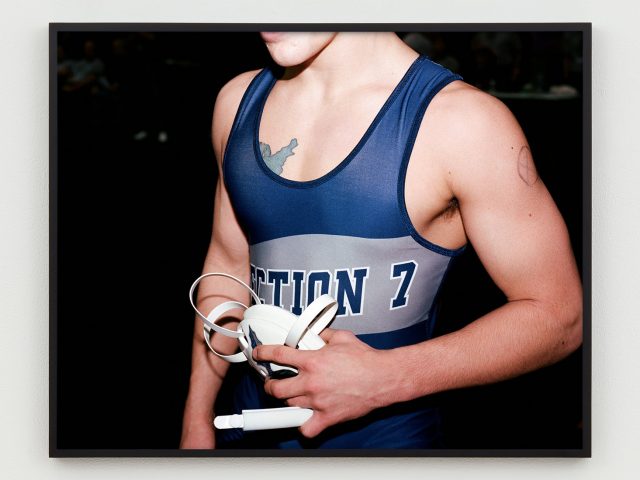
188, 271, 337, 367
189, 272, 260, 337
202, 301, 248, 362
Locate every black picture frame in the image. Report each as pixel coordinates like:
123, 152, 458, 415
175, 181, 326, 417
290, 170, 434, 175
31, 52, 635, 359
50, 23, 591, 457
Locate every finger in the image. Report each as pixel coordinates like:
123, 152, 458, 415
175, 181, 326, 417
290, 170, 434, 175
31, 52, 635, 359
285, 396, 311, 409
253, 344, 305, 368
299, 412, 328, 438
264, 377, 306, 400
319, 328, 339, 342
319, 328, 356, 343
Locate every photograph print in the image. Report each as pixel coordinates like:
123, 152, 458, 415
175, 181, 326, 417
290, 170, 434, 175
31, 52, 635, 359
51, 24, 590, 456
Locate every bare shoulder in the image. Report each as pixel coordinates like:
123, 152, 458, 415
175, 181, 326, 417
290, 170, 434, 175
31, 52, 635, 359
211, 69, 263, 160
428, 81, 525, 152
419, 80, 530, 191
214, 69, 262, 116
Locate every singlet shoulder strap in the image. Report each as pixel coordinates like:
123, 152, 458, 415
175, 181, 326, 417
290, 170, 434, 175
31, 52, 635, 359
395, 59, 466, 256
222, 67, 275, 171
388, 57, 462, 142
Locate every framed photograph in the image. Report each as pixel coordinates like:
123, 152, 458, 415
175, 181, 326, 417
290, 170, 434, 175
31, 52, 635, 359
50, 23, 590, 457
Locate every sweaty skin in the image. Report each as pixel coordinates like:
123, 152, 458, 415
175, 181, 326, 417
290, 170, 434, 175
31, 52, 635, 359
180, 32, 582, 447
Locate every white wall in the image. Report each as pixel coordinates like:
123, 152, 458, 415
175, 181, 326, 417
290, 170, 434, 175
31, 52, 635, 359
1, 0, 638, 478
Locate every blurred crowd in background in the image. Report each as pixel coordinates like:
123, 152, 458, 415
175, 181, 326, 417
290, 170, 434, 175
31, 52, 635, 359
403, 31, 582, 94
57, 31, 583, 147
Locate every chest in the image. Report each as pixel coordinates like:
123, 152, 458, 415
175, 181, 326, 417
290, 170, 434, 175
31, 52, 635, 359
257, 82, 453, 225
258, 82, 398, 181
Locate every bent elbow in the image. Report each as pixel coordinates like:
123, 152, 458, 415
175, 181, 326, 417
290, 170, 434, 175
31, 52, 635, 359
556, 291, 584, 358
565, 304, 583, 355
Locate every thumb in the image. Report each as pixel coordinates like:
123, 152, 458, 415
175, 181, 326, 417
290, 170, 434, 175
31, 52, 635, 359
320, 328, 358, 344
319, 327, 339, 343
299, 412, 328, 439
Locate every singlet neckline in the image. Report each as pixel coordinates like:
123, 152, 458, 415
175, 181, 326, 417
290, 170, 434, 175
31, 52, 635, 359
252, 54, 425, 189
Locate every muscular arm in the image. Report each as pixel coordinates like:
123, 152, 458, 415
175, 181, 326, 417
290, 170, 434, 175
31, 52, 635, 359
388, 88, 583, 400
253, 86, 583, 438
180, 71, 258, 448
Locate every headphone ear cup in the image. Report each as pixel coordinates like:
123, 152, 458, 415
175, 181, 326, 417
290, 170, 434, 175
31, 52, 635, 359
239, 313, 299, 378
244, 302, 332, 351
242, 305, 297, 346
298, 331, 325, 350
243, 304, 298, 325
190, 272, 337, 377
285, 294, 337, 349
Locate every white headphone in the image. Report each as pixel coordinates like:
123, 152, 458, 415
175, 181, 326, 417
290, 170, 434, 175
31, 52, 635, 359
189, 272, 338, 378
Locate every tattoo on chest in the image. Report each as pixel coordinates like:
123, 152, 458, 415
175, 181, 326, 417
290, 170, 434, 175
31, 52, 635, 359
259, 138, 298, 175
517, 145, 538, 186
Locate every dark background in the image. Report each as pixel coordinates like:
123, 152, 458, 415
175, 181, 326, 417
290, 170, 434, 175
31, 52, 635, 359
53, 29, 586, 451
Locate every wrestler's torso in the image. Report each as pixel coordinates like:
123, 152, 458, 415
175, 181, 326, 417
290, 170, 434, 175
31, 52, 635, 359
216, 55, 469, 448
223, 52, 472, 336
256, 54, 468, 252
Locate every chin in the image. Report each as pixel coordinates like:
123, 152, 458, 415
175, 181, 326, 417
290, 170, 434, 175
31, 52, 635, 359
265, 47, 309, 67
260, 32, 337, 67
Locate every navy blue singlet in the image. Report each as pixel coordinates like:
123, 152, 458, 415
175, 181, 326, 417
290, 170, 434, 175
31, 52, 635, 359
218, 55, 465, 449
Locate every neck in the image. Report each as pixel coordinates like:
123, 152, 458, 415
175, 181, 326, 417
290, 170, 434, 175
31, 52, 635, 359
282, 33, 418, 97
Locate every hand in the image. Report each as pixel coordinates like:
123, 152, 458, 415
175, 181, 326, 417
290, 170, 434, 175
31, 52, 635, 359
252, 329, 396, 438
180, 419, 215, 449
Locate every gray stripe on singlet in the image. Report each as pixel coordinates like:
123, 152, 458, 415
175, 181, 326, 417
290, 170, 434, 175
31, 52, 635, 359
249, 234, 451, 335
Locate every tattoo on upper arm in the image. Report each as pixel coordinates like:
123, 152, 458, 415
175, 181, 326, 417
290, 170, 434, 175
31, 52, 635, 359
517, 145, 538, 186
259, 138, 298, 175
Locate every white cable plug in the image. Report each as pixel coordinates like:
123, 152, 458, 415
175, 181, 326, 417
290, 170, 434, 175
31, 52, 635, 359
214, 407, 314, 431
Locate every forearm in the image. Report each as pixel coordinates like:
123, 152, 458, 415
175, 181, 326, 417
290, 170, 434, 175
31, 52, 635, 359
250, 293, 580, 439
183, 336, 230, 423
182, 260, 250, 425
381, 298, 582, 405
180, 323, 238, 448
